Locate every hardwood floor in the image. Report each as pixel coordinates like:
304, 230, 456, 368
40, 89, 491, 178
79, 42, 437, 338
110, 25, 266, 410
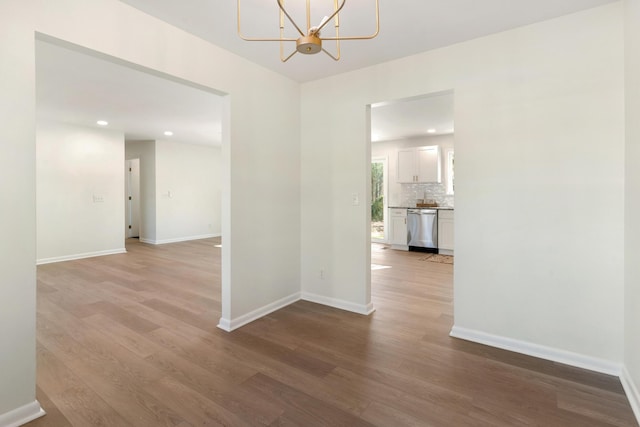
28, 238, 637, 426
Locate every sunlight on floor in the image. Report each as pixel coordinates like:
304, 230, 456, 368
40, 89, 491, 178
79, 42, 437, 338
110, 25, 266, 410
371, 264, 392, 270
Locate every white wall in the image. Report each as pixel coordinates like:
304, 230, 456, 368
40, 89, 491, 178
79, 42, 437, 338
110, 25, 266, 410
125, 140, 156, 242
372, 134, 454, 207
155, 140, 221, 243
301, 3, 625, 368
36, 121, 125, 263
0, 0, 301, 422
624, 0, 640, 420
126, 139, 222, 244
0, 1, 38, 420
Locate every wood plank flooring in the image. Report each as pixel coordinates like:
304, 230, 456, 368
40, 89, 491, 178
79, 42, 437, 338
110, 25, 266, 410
28, 238, 638, 426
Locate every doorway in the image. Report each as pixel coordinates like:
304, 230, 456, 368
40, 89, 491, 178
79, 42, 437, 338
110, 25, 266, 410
125, 158, 141, 238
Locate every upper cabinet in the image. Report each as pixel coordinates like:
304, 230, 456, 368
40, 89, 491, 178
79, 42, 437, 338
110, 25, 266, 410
397, 146, 441, 183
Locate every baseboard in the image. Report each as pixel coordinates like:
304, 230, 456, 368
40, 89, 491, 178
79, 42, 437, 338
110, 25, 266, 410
140, 234, 220, 245
217, 292, 301, 332
0, 400, 45, 427
450, 326, 622, 376
621, 366, 640, 425
301, 292, 376, 315
36, 248, 126, 265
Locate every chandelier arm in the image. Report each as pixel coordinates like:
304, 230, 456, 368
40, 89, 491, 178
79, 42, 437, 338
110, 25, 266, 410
315, 0, 346, 34
319, 0, 378, 40
280, 21, 298, 62
281, 49, 298, 62
320, 8, 341, 62
320, 34, 378, 41
321, 47, 340, 61
276, 0, 305, 37
239, 36, 298, 42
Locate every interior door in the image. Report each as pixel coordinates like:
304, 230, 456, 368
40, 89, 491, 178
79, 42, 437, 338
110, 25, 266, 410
126, 159, 140, 238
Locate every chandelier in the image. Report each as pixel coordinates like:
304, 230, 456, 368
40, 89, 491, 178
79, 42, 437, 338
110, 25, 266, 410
237, 0, 380, 62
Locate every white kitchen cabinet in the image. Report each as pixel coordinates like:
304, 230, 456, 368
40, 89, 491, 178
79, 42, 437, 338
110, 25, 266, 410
397, 146, 441, 183
438, 209, 454, 255
390, 208, 409, 251
396, 150, 417, 183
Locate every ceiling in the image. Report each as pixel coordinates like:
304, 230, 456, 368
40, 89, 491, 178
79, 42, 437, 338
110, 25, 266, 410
371, 92, 454, 142
36, 1, 617, 145
119, 0, 616, 83
36, 40, 224, 146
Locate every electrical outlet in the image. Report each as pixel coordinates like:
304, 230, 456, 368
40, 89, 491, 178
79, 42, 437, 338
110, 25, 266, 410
319, 269, 324, 280
92, 194, 104, 203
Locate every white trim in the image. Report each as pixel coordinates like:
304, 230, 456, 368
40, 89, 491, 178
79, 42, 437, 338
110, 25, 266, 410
0, 400, 45, 427
217, 291, 376, 332
217, 292, 301, 332
390, 244, 409, 251
36, 248, 126, 265
450, 326, 622, 376
621, 366, 640, 425
302, 292, 376, 315
140, 233, 220, 245
217, 317, 232, 331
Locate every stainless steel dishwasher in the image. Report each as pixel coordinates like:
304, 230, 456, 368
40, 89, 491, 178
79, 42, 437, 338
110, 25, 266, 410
407, 209, 438, 252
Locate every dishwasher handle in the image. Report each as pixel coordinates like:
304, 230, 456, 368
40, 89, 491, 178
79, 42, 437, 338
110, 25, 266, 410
408, 209, 437, 215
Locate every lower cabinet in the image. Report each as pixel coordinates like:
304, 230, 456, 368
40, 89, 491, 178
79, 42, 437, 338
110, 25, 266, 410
438, 209, 454, 255
390, 208, 408, 250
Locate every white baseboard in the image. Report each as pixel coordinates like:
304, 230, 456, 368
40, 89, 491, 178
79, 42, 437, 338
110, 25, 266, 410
450, 326, 622, 376
621, 366, 640, 425
0, 400, 45, 427
140, 233, 220, 245
217, 291, 376, 332
36, 248, 126, 265
302, 292, 376, 315
217, 292, 301, 332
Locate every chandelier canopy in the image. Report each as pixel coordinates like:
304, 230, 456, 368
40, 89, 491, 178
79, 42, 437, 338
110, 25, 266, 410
237, 0, 380, 62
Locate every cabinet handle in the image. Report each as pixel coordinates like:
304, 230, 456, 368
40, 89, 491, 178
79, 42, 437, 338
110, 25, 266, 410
404, 218, 406, 224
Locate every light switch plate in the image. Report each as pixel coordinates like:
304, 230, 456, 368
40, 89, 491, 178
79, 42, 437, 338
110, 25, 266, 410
351, 193, 360, 206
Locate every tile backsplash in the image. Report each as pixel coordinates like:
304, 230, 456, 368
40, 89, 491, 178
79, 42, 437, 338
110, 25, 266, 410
400, 183, 454, 208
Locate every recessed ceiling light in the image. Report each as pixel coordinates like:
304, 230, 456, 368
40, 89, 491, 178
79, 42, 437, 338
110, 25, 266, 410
164, 131, 173, 136
427, 129, 436, 133
97, 120, 108, 126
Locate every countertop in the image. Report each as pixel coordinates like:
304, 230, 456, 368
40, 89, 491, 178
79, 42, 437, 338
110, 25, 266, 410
390, 206, 454, 210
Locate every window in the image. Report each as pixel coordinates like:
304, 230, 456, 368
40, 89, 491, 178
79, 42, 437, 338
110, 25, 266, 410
446, 150, 455, 195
